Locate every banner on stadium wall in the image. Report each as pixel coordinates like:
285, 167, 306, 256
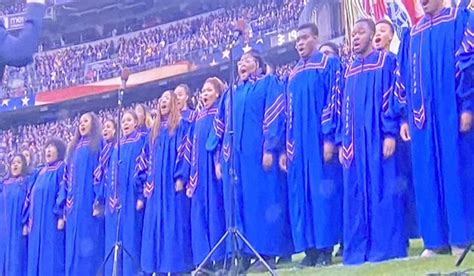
35, 62, 194, 105
6, 13, 27, 30
1, 7, 54, 31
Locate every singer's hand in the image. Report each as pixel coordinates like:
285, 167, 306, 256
22, 225, 29, 236
460, 112, 473, 133
338, 147, 344, 165
279, 154, 287, 172
186, 188, 194, 198
136, 200, 144, 211
400, 123, 411, 142
383, 137, 396, 159
57, 218, 65, 230
175, 179, 184, 192
215, 163, 222, 180
262, 152, 273, 170
323, 142, 335, 162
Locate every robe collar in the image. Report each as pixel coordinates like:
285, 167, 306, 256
354, 49, 378, 63
160, 115, 169, 128
120, 130, 140, 144
197, 102, 219, 120
41, 160, 63, 174
4, 175, 25, 185
239, 72, 265, 86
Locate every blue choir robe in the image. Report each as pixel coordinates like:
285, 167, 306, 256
183, 104, 226, 266
182, 109, 197, 124
398, 7, 474, 249
0, 3, 45, 79
178, 109, 196, 167
139, 119, 193, 274
206, 88, 241, 255
285, 52, 343, 252
95, 131, 146, 276
58, 136, 104, 276
0, 176, 28, 276
339, 50, 407, 265
218, 74, 293, 257
384, 49, 419, 241
26, 161, 65, 276
93, 141, 114, 209
137, 125, 150, 138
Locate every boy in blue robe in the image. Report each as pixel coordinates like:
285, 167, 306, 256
282, 23, 343, 267
0, 0, 45, 82
397, 0, 474, 257
374, 19, 419, 241
338, 18, 407, 265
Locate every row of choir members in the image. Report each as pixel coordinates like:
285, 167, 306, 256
0, 78, 227, 276
0, 1, 473, 274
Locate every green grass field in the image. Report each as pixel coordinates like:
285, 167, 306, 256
253, 240, 474, 275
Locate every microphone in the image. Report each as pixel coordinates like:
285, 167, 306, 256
120, 68, 130, 90
119, 68, 130, 107
229, 29, 243, 48
232, 29, 243, 40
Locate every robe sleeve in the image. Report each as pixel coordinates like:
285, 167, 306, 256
175, 124, 192, 184
55, 164, 69, 218
206, 90, 227, 161
22, 177, 35, 226
394, 28, 411, 124
139, 140, 154, 199
0, 3, 45, 67
53, 164, 66, 217
322, 57, 344, 143
456, 10, 474, 113
263, 75, 286, 153
22, 169, 40, 220
335, 66, 346, 146
381, 54, 400, 138
134, 138, 147, 202
93, 145, 112, 208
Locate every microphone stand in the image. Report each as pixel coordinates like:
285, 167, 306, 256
455, 244, 473, 267
97, 69, 141, 276
193, 33, 277, 276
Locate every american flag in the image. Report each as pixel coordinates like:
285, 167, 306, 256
344, 0, 421, 46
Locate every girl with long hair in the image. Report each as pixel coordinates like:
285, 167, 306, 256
174, 84, 195, 180
0, 154, 29, 275
59, 112, 104, 276
184, 77, 226, 269
140, 91, 193, 274
95, 111, 146, 276
174, 84, 195, 121
25, 138, 67, 276
93, 118, 117, 214
134, 104, 153, 137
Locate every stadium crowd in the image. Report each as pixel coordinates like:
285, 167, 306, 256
1, 0, 303, 96
0, 2, 26, 15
